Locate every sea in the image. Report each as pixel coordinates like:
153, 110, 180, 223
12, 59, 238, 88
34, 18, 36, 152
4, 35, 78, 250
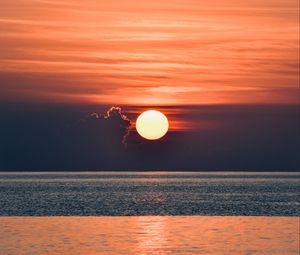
0, 172, 299, 254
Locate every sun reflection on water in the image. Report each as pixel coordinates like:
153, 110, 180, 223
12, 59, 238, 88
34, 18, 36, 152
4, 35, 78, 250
135, 217, 167, 255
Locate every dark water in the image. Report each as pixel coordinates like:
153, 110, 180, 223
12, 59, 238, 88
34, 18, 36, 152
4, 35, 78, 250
0, 172, 299, 216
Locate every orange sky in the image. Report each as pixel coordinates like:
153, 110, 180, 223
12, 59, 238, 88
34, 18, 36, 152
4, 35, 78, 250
0, 0, 299, 105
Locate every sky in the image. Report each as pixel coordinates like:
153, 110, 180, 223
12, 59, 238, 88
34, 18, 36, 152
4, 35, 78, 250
0, 0, 299, 171
0, 0, 299, 105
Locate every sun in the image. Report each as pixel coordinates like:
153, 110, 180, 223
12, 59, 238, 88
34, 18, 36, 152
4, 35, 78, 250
136, 110, 169, 140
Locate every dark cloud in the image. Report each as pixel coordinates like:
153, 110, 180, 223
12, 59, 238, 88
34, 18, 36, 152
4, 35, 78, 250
0, 106, 132, 169
79, 106, 132, 145
57, 106, 132, 168
0, 104, 298, 171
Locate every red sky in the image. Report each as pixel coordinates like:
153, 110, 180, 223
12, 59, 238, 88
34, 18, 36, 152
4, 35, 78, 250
0, 0, 299, 105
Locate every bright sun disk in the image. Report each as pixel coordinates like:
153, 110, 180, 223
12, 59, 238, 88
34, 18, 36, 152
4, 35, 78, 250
136, 110, 169, 140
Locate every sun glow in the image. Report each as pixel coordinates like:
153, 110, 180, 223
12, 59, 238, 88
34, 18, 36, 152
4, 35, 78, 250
136, 110, 169, 140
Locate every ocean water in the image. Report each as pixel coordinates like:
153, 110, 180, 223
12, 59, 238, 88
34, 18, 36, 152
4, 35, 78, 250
0, 216, 299, 255
0, 172, 299, 216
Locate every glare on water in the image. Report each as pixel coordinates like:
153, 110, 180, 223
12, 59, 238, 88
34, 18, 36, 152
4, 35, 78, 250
0, 216, 299, 255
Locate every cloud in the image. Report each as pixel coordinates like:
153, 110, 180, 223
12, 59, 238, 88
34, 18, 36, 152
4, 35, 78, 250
74, 106, 131, 147
0, 0, 299, 105
0, 104, 298, 171
86, 107, 132, 145
47, 106, 132, 168
0, 105, 134, 169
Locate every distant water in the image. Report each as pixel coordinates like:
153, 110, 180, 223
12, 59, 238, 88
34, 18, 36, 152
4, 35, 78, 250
0, 172, 299, 216
0, 216, 299, 255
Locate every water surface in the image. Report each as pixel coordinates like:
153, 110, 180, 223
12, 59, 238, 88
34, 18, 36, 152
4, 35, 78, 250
0, 216, 298, 255
0, 172, 298, 215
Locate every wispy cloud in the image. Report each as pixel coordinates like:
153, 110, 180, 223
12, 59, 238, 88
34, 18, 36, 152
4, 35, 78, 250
0, 0, 298, 104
